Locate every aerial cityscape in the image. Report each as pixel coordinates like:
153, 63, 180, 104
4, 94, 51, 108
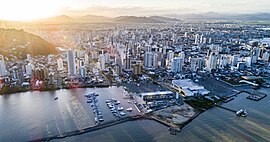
0, 0, 270, 142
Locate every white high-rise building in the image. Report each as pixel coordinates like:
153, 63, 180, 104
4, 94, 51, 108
57, 58, 64, 71
67, 50, 76, 76
194, 34, 199, 44
99, 54, 106, 70
167, 51, 174, 61
105, 53, 110, 63
179, 52, 185, 65
184, 32, 188, 38
262, 51, 270, 62
218, 55, 228, 69
231, 55, 240, 66
79, 67, 86, 78
207, 53, 218, 70
153, 53, 159, 68
190, 58, 198, 72
0, 55, 7, 77
171, 57, 183, 73
200, 35, 204, 44
85, 54, 89, 65
208, 38, 212, 44
48, 54, 53, 63
251, 47, 261, 63
144, 52, 153, 68
27, 54, 32, 61
245, 57, 252, 67
25, 63, 33, 76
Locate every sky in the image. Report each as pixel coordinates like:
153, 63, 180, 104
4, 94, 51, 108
0, 0, 270, 21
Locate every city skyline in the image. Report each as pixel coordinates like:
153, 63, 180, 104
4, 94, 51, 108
1, 0, 270, 21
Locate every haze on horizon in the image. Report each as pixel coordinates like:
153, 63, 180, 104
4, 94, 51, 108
0, 0, 270, 21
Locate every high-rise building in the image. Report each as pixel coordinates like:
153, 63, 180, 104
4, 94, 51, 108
179, 52, 185, 65
124, 58, 131, 70
184, 32, 188, 38
251, 47, 261, 64
133, 63, 142, 75
12, 66, 19, 80
48, 54, 53, 63
48, 72, 55, 86
218, 55, 228, 69
84, 54, 89, 65
99, 54, 106, 70
115, 64, 122, 75
25, 63, 33, 76
26, 54, 32, 61
197, 58, 204, 70
231, 55, 240, 66
67, 50, 76, 76
207, 53, 218, 70
171, 57, 183, 73
194, 34, 199, 44
0, 55, 7, 77
105, 53, 110, 63
153, 53, 159, 68
79, 67, 86, 78
144, 52, 153, 68
166, 50, 174, 67
200, 35, 204, 44
245, 57, 252, 67
190, 58, 198, 72
262, 51, 270, 62
57, 58, 64, 71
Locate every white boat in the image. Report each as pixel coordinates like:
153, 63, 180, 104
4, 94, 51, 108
99, 118, 104, 122
117, 106, 124, 111
236, 109, 248, 117
126, 107, 133, 112
119, 112, 125, 116
115, 101, 120, 105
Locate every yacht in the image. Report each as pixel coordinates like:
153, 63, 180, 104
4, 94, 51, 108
117, 106, 124, 111
115, 101, 120, 105
99, 118, 104, 122
119, 112, 126, 116
126, 107, 133, 112
236, 109, 248, 117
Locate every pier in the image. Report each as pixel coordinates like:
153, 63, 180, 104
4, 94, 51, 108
215, 105, 237, 113
31, 115, 144, 142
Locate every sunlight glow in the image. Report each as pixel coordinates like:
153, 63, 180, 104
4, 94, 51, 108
0, 0, 67, 21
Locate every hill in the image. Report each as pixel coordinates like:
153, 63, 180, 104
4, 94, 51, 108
113, 16, 163, 23
0, 28, 58, 59
78, 15, 111, 23
149, 16, 181, 22
169, 12, 270, 21
39, 15, 75, 24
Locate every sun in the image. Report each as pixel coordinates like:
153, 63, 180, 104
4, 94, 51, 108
0, 0, 65, 21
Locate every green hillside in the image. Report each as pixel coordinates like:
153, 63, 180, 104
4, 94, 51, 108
0, 28, 58, 59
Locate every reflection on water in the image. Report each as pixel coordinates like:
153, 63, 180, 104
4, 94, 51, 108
0, 87, 270, 142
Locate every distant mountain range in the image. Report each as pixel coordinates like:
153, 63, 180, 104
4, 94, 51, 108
166, 12, 270, 21
1, 12, 270, 24
35, 15, 181, 24
0, 28, 58, 58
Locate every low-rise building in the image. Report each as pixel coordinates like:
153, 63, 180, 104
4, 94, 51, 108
172, 79, 210, 97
